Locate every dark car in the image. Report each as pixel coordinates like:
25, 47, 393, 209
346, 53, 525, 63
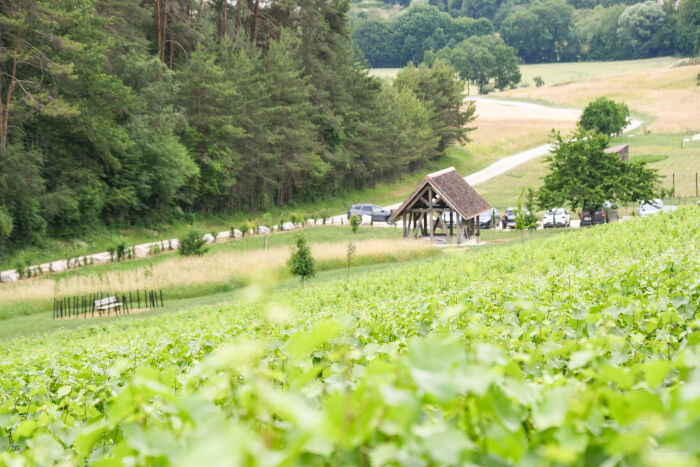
501, 207, 529, 229
347, 204, 393, 223
478, 208, 500, 229
581, 203, 618, 226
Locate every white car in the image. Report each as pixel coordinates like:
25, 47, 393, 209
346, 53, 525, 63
542, 208, 571, 228
638, 199, 678, 217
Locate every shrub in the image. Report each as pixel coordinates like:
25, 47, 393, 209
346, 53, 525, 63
210, 231, 217, 243
179, 231, 208, 256
116, 242, 126, 262
107, 247, 116, 262
241, 224, 249, 237
287, 234, 315, 288
533, 76, 544, 87
15, 261, 25, 279
349, 214, 362, 233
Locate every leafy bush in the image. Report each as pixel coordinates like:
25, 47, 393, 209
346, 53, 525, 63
116, 242, 126, 262
240, 224, 249, 237
349, 214, 362, 233
178, 231, 208, 256
533, 75, 544, 87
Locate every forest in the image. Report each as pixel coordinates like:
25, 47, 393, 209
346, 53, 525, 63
0, 0, 474, 253
352, 0, 700, 67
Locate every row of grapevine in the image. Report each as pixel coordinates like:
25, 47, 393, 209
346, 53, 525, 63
0, 208, 698, 465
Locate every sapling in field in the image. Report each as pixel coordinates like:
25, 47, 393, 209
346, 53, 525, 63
349, 214, 361, 233
287, 234, 315, 288
346, 241, 356, 280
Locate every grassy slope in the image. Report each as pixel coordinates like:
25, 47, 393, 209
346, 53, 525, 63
517, 56, 681, 88
0, 227, 563, 341
500, 63, 700, 133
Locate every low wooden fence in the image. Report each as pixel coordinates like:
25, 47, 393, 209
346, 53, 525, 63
52, 289, 164, 319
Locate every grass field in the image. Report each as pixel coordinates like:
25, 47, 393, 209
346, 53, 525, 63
370, 56, 681, 93
517, 56, 682, 88
500, 63, 700, 132
0, 225, 565, 341
0, 226, 428, 316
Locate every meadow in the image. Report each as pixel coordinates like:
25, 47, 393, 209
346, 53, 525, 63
0, 208, 698, 465
517, 56, 682, 88
500, 63, 700, 133
0, 226, 432, 320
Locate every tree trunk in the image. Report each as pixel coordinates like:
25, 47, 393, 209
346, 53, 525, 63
161, 3, 167, 63
252, 0, 260, 44
155, 0, 162, 61
1, 26, 22, 150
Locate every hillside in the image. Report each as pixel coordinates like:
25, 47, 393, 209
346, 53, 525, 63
0, 208, 698, 464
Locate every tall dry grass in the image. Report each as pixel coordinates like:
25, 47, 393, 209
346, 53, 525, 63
0, 239, 430, 305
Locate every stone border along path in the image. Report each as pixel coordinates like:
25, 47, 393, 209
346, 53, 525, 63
0, 99, 643, 284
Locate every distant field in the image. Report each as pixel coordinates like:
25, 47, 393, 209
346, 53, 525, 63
500, 63, 700, 132
370, 56, 682, 92
518, 56, 681, 88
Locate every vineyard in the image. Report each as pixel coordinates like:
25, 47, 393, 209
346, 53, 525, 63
1, 208, 699, 465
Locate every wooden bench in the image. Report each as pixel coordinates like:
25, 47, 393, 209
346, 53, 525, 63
94, 296, 122, 313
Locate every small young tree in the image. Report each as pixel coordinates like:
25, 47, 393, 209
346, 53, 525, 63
533, 76, 545, 87
179, 231, 208, 256
287, 234, 315, 288
349, 215, 362, 233
579, 98, 630, 135
240, 224, 249, 237
346, 241, 356, 280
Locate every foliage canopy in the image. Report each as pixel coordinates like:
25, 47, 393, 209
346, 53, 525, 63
537, 129, 660, 211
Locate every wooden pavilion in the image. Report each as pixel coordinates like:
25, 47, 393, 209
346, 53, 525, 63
389, 167, 491, 242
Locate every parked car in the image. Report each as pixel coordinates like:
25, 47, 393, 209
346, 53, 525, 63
501, 207, 529, 229
347, 204, 393, 223
638, 199, 678, 217
478, 208, 500, 229
542, 208, 571, 228
581, 203, 618, 226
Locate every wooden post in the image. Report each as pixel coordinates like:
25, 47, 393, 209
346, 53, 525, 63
476, 215, 480, 243
449, 212, 454, 237
137, 290, 141, 309
672, 173, 675, 195
160, 290, 164, 307
428, 186, 434, 241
